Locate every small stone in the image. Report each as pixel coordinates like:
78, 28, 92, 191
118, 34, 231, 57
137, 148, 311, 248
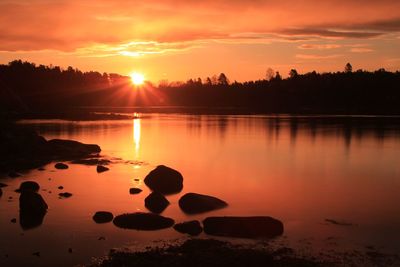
59, 192, 72, 198
32, 252, 40, 257
55, 163, 69, 169
173, 220, 203, 236
58, 186, 64, 190
11, 218, 17, 223
129, 188, 142, 194
98, 236, 106, 241
93, 211, 114, 224
145, 192, 170, 214
68, 248, 73, 253
96, 165, 109, 173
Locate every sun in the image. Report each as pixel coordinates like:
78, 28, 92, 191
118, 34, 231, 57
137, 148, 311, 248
130, 72, 145, 86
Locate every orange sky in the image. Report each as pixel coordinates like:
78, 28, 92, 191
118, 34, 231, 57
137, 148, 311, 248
0, 0, 400, 82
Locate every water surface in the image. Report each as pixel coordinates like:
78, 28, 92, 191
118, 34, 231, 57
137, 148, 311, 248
1, 114, 400, 266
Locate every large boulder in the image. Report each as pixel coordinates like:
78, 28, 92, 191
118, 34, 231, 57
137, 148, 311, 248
203, 216, 284, 239
113, 213, 174, 230
179, 193, 227, 214
93, 211, 114, 224
173, 220, 203, 236
18, 181, 40, 193
145, 192, 170, 214
19, 191, 48, 230
144, 165, 183, 194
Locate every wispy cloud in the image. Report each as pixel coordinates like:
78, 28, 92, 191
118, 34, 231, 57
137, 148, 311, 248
296, 54, 343, 60
298, 44, 342, 50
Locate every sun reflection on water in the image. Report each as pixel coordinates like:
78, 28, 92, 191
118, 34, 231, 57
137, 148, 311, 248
133, 117, 141, 157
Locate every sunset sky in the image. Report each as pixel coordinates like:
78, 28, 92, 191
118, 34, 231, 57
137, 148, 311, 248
0, 0, 400, 82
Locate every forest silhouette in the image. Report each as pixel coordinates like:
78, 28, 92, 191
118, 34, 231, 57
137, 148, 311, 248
1, 60, 399, 115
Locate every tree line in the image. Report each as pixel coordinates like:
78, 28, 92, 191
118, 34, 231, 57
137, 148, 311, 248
1, 60, 399, 115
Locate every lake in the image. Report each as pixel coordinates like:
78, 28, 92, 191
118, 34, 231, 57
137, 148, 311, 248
1, 114, 400, 267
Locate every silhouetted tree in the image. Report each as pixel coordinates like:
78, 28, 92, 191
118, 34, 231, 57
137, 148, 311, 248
266, 68, 275, 81
274, 71, 282, 81
345, 63, 353, 73
289, 69, 298, 79
218, 73, 229, 85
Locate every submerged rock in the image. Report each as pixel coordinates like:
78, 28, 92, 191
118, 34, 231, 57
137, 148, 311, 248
145, 192, 170, 214
59, 192, 73, 198
93, 211, 114, 224
173, 220, 203, 236
96, 165, 109, 173
129, 188, 142, 194
55, 162, 69, 169
8, 171, 21, 178
113, 213, 174, 230
18, 181, 40, 193
178, 193, 227, 214
203, 216, 284, 239
71, 158, 111, 166
19, 191, 48, 230
144, 165, 183, 195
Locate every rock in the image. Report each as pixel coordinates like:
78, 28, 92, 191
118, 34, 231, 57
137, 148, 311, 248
0, 182, 8, 188
58, 186, 64, 190
32, 252, 40, 257
173, 220, 203, 236
11, 218, 17, 223
59, 192, 72, 198
8, 171, 21, 178
96, 165, 109, 173
129, 188, 142, 194
93, 211, 114, 224
47, 139, 101, 157
55, 162, 68, 169
113, 213, 174, 230
144, 192, 170, 214
144, 165, 183, 195
178, 193, 227, 214
19, 191, 48, 230
18, 181, 40, 193
71, 158, 111, 166
203, 216, 284, 239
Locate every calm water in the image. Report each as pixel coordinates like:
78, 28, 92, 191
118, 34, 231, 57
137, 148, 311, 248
1, 114, 400, 266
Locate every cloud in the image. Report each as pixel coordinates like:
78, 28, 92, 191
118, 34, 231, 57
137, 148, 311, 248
295, 54, 343, 60
0, 0, 399, 53
350, 47, 374, 53
298, 44, 342, 50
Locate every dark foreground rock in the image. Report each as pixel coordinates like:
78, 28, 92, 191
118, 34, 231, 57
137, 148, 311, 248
87, 239, 322, 267
173, 220, 203, 236
178, 193, 227, 214
203, 216, 284, 239
129, 188, 142, 194
113, 213, 174, 230
19, 191, 48, 230
145, 192, 170, 213
144, 165, 183, 194
0, 124, 101, 172
93, 211, 114, 224
96, 165, 109, 173
18, 181, 40, 193
55, 162, 69, 169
